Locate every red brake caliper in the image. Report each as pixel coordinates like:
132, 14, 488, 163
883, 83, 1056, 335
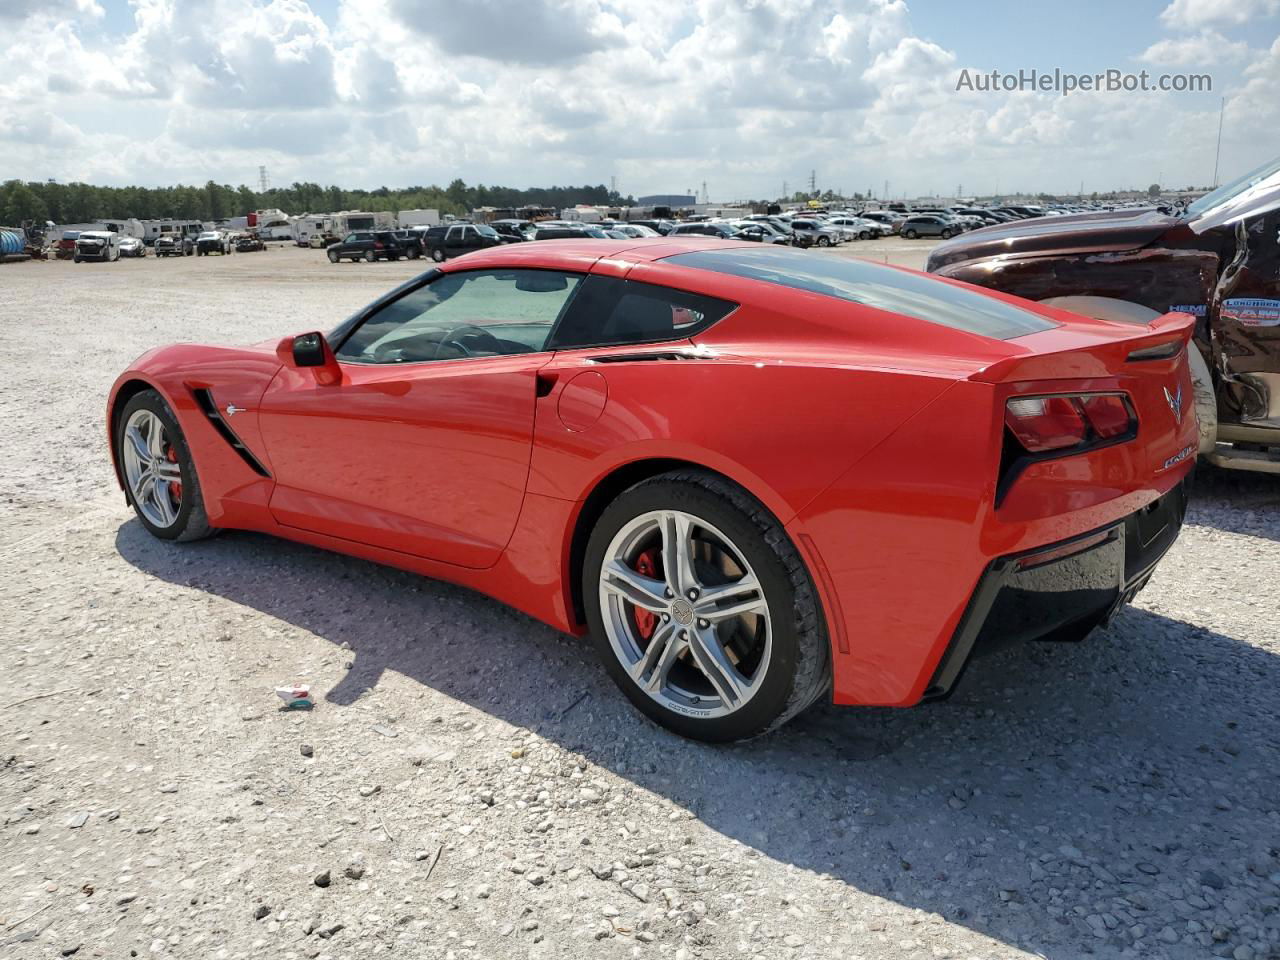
633, 549, 660, 640
166, 447, 181, 502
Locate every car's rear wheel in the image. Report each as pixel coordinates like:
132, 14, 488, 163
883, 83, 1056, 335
117, 390, 215, 542
904, 229, 918, 239
328, 248, 339, 263
364, 250, 376, 263
431, 248, 446, 262
585, 471, 830, 742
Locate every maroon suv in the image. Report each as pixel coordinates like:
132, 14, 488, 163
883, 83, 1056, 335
928, 156, 1280, 475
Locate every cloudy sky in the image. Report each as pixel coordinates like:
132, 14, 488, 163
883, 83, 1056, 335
3, 0, 1278, 200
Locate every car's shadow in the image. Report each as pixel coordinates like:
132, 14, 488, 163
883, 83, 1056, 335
1188, 464, 1280, 542
115, 520, 1278, 959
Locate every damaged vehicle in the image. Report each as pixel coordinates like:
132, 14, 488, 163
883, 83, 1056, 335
927, 155, 1280, 473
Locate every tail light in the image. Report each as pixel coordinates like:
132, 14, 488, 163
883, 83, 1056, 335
998, 391, 1138, 506
1005, 393, 1136, 453
374, 241, 384, 249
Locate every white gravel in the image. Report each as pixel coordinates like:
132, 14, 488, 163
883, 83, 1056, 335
1, 244, 1278, 960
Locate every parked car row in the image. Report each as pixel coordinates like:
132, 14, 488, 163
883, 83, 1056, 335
56, 227, 268, 260
324, 210, 918, 264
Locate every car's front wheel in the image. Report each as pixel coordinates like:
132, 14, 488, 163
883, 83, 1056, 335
328, 248, 339, 263
116, 390, 215, 542
816, 236, 830, 247
584, 471, 830, 742
903, 229, 917, 239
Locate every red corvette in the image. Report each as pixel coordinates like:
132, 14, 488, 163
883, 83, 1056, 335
108, 239, 1197, 741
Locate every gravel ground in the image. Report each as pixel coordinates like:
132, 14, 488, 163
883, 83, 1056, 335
1, 243, 1278, 960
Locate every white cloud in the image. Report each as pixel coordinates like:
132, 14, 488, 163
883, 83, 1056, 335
2, 0, 1273, 200
1138, 30, 1249, 66
1159, 0, 1280, 30
0, 0, 101, 22
390, 0, 624, 64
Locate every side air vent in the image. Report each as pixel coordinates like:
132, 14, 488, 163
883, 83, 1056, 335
587, 346, 719, 364
587, 352, 688, 364
191, 388, 271, 477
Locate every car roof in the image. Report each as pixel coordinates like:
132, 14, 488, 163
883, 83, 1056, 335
435, 236, 777, 274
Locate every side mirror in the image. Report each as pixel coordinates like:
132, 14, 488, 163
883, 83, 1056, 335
276, 331, 342, 385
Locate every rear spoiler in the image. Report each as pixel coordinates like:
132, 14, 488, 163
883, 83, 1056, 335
969, 311, 1196, 384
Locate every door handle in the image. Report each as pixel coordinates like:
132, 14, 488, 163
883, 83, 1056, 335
535, 372, 559, 398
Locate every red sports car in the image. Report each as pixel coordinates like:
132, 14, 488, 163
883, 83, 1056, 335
108, 239, 1198, 741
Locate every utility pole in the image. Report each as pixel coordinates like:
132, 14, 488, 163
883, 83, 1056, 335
1212, 96, 1225, 187
701, 180, 708, 204
782, 180, 788, 200
808, 169, 817, 196
257, 165, 270, 193
610, 175, 617, 198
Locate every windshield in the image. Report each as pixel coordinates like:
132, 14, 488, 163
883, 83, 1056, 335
1186, 154, 1280, 218
476, 225, 499, 238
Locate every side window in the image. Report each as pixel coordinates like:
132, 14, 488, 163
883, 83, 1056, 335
335, 270, 584, 365
446, 226, 461, 242
344, 234, 357, 243
551, 276, 736, 350
464, 226, 478, 240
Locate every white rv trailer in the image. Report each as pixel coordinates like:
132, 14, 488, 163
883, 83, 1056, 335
397, 208, 440, 228
291, 215, 339, 247
560, 205, 604, 223
333, 210, 394, 233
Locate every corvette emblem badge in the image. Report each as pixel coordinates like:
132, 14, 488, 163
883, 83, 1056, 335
1163, 385, 1182, 425
225, 403, 246, 417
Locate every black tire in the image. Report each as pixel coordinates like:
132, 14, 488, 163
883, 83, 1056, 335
584, 470, 831, 742
940, 229, 953, 239
364, 250, 376, 263
328, 248, 339, 263
115, 389, 215, 542
903, 229, 917, 239
431, 247, 446, 262
816, 236, 830, 247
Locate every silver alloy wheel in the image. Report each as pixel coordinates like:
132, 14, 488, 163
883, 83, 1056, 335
599, 509, 772, 719
121, 409, 183, 528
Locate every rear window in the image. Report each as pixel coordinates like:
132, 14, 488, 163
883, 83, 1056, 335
664, 247, 1057, 340
550, 276, 736, 349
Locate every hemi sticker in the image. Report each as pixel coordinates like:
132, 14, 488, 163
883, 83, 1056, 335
1168, 303, 1207, 317
1221, 298, 1280, 327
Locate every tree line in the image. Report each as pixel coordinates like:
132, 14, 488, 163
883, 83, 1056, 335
0, 178, 635, 226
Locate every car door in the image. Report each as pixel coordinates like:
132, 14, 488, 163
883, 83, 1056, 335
256, 267, 586, 568
442, 225, 465, 257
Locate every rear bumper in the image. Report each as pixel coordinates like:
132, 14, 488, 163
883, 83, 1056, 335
923, 476, 1190, 699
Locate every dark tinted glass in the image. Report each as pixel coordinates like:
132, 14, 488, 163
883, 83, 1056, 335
664, 247, 1056, 340
551, 276, 736, 349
